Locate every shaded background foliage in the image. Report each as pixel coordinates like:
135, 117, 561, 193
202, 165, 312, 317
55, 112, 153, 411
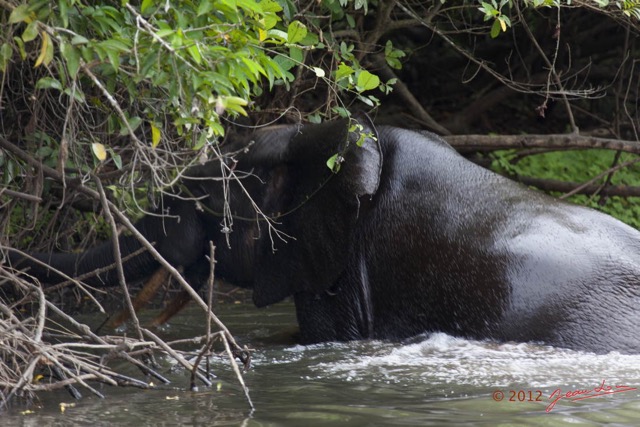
0, 0, 640, 403
2, 0, 640, 242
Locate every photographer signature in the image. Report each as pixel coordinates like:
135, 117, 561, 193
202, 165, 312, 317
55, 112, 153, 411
546, 380, 637, 412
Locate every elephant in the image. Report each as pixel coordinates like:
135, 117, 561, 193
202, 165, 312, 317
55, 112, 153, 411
7, 117, 640, 354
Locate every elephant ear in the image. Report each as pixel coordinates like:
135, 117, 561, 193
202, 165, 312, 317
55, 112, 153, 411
248, 117, 382, 307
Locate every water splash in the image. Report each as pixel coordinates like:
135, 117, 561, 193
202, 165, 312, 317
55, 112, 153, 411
295, 333, 640, 388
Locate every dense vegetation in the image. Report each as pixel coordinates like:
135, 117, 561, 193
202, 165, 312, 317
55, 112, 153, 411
1, 0, 639, 407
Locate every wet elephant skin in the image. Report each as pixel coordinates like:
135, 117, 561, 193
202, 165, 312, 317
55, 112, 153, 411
9, 119, 640, 354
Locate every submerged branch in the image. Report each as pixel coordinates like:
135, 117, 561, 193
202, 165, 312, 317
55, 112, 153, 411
0, 265, 252, 410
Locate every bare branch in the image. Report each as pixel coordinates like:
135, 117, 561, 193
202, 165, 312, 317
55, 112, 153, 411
444, 133, 640, 155
515, 175, 640, 198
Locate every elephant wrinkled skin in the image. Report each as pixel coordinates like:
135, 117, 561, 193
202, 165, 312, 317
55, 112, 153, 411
8, 118, 640, 354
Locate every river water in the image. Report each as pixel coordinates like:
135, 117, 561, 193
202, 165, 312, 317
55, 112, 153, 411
4, 301, 640, 426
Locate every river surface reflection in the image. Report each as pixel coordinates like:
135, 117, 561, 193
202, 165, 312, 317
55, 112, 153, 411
4, 302, 640, 426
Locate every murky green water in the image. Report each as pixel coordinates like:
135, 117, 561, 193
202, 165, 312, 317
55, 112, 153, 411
4, 302, 640, 426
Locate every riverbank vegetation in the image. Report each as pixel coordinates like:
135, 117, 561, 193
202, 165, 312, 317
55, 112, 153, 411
1, 0, 639, 410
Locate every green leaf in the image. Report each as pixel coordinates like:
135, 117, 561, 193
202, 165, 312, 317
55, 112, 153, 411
326, 153, 342, 173
236, 0, 262, 14
109, 149, 123, 169
22, 22, 39, 42
490, 19, 501, 38
187, 44, 202, 65
299, 32, 319, 46
287, 20, 307, 44
480, 2, 496, 14
96, 39, 130, 70
13, 37, 26, 60
141, 0, 155, 13
289, 46, 303, 64
277, 0, 296, 19
197, 0, 215, 16
241, 56, 266, 78
332, 106, 351, 118
63, 86, 85, 103
308, 113, 322, 124
9, 4, 31, 24
357, 94, 375, 107
99, 39, 130, 51
264, 59, 286, 88
120, 116, 142, 136
129, 117, 143, 132
35, 77, 62, 91
384, 40, 405, 69
105, 48, 120, 71
266, 29, 288, 42
71, 35, 89, 45
60, 43, 81, 79
260, 0, 284, 13
208, 121, 225, 137
354, 0, 368, 13
155, 29, 175, 38
0, 43, 12, 73
222, 96, 249, 116
336, 63, 354, 81
346, 14, 355, 28
59, 0, 69, 28
356, 70, 380, 92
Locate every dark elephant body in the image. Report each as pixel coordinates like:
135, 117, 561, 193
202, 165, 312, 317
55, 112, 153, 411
10, 119, 640, 353
294, 126, 640, 353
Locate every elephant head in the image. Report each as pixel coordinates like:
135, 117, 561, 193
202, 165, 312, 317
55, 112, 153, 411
6, 117, 383, 335
184, 117, 383, 307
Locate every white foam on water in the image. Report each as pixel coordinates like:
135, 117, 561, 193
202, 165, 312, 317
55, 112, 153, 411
305, 333, 640, 388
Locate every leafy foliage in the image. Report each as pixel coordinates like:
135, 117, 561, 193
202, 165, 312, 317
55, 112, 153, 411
478, 0, 512, 38
5, 0, 288, 150
0, 0, 394, 220
478, 0, 640, 39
